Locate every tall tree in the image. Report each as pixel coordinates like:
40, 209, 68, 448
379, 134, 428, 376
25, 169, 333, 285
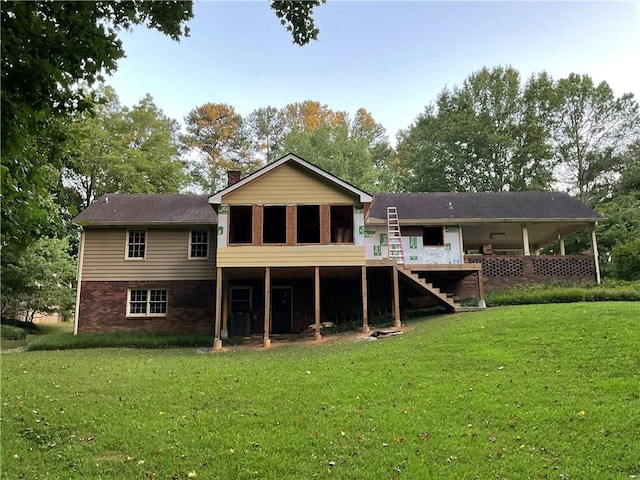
397, 66, 557, 193
245, 106, 289, 164
552, 74, 640, 204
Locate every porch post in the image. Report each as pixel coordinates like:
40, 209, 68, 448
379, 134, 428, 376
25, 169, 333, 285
559, 235, 566, 256
264, 267, 271, 348
221, 277, 229, 339
477, 270, 486, 308
590, 225, 601, 285
213, 267, 223, 350
314, 266, 322, 340
521, 224, 531, 256
392, 265, 401, 328
361, 266, 369, 333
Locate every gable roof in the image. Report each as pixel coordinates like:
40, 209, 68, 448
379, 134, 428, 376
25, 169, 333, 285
74, 194, 217, 225
368, 192, 603, 224
208, 153, 373, 204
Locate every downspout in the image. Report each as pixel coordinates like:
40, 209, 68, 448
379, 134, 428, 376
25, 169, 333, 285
73, 228, 86, 335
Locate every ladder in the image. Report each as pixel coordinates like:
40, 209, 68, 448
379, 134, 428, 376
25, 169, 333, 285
387, 206, 405, 264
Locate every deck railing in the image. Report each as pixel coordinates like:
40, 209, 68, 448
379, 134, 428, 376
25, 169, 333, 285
465, 254, 596, 281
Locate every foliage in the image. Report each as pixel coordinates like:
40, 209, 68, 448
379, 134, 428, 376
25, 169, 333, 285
2, 303, 639, 479
612, 238, 640, 281
398, 67, 557, 192
1, 325, 28, 341
485, 279, 640, 306
552, 74, 640, 204
1, 238, 76, 322
271, 1, 326, 45
63, 86, 187, 209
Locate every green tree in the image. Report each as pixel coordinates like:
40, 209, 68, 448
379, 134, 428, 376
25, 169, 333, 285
245, 106, 289, 164
552, 74, 640, 204
397, 66, 556, 193
271, 1, 326, 45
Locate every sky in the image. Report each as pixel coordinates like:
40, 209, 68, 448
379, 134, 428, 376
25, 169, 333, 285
109, 1, 640, 145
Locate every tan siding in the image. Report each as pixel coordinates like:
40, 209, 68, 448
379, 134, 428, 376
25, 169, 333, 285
218, 246, 365, 267
224, 163, 357, 204
82, 228, 216, 281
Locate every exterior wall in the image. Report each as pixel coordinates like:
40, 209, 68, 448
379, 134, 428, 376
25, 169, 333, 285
77, 280, 215, 334
223, 162, 357, 204
218, 245, 366, 267
82, 227, 216, 281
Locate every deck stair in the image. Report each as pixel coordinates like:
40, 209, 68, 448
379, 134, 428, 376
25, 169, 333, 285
386, 206, 405, 264
396, 265, 463, 312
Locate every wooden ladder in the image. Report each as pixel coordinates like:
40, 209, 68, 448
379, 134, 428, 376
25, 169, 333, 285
387, 206, 405, 264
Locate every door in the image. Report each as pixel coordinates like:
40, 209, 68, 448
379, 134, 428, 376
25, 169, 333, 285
229, 286, 251, 336
271, 287, 293, 334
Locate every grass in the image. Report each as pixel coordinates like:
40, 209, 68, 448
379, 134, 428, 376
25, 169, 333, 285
1, 302, 639, 479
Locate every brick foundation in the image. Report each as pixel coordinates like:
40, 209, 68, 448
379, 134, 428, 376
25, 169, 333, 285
77, 280, 215, 334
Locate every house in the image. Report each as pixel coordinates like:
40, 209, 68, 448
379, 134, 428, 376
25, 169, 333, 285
73, 153, 604, 347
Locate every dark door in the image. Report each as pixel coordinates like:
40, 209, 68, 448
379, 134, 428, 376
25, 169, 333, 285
271, 287, 292, 334
229, 287, 251, 336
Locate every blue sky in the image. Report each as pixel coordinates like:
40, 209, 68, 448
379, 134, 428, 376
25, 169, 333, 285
109, 1, 640, 144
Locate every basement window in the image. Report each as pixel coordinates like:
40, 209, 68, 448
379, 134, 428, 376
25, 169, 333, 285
330, 205, 353, 243
229, 206, 252, 244
127, 289, 167, 317
263, 206, 286, 244
297, 205, 320, 244
423, 227, 444, 246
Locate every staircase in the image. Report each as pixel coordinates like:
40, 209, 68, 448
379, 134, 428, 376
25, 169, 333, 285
386, 207, 404, 264
396, 265, 463, 312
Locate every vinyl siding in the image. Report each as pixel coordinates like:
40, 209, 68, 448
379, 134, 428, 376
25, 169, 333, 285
82, 228, 216, 281
217, 246, 365, 267
223, 163, 357, 204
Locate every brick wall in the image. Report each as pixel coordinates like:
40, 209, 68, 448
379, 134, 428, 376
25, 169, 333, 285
77, 280, 216, 334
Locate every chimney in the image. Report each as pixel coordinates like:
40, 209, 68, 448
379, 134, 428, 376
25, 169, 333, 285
227, 170, 242, 187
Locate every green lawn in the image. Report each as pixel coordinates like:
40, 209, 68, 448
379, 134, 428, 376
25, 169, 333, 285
1, 302, 639, 479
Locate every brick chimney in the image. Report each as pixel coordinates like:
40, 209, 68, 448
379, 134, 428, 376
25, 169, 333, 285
227, 170, 242, 186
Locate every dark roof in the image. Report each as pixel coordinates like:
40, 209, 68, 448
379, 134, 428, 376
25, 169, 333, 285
74, 194, 217, 225
368, 192, 603, 222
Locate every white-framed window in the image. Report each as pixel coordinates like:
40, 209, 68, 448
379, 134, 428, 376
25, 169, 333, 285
127, 289, 168, 317
189, 229, 209, 259
126, 230, 147, 259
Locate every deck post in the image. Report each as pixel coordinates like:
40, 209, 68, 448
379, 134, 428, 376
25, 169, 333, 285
264, 267, 271, 348
314, 266, 322, 340
590, 225, 601, 285
522, 224, 531, 256
221, 277, 229, 339
477, 270, 486, 308
392, 265, 401, 327
213, 267, 223, 350
361, 266, 369, 333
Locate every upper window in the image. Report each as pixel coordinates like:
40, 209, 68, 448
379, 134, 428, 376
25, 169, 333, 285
263, 206, 286, 244
190, 230, 209, 258
127, 289, 167, 317
229, 206, 253, 244
423, 227, 444, 246
127, 230, 146, 258
330, 205, 354, 243
297, 205, 320, 244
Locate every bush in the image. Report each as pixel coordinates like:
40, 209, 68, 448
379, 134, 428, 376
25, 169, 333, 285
1, 325, 28, 341
612, 238, 640, 281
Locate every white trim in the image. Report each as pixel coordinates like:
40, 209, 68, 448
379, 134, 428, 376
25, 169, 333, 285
208, 153, 373, 204
73, 229, 86, 335
125, 229, 147, 260
126, 288, 168, 317
188, 228, 209, 260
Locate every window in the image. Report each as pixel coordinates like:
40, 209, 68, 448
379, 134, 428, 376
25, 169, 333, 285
229, 206, 252, 244
127, 230, 146, 258
263, 206, 286, 244
330, 205, 354, 243
127, 289, 167, 316
190, 230, 208, 258
423, 227, 444, 246
297, 205, 320, 243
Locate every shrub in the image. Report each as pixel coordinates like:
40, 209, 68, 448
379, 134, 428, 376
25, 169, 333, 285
612, 237, 640, 281
1, 325, 28, 341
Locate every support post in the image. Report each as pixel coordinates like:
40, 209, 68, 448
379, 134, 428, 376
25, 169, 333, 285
73, 229, 86, 335
392, 266, 401, 327
590, 225, 601, 285
522, 224, 531, 256
559, 236, 566, 256
477, 270, 486, 308
213, 267, 223, 350
361, 266, 369, 333
221, 277, 229, 339
314, 266, 322, 340
264, 267, 271, 348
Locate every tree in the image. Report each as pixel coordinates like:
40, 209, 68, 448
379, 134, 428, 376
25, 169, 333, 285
245, 106, 289, 164
271, 1, 326, 45
64, 87, 187, 209
552, 74, 640, 204
397, 66, 557, 193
